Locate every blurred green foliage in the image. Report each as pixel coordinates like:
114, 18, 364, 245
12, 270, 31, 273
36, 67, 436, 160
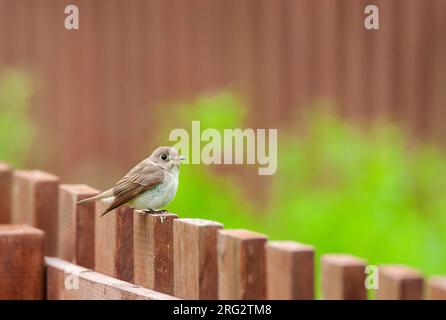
160, 93, 446, 283
0, 69, 34, 165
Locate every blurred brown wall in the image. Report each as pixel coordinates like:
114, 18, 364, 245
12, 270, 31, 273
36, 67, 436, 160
0, 0, 445, 185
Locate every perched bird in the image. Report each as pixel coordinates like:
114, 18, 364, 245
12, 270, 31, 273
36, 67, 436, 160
76, 146, 186, 217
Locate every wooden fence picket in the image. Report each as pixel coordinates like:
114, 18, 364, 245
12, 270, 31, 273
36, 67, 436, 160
428, 276, 446, 300
376, 265, 424, 300
173, 218, 222, 299
321, 254, 367, 300
58, 184, 99, 268
266, 241, 314, 299
94, 202, 134, 282
133, 211, 177, 294
0, 224, 44, 299
218, 229, 268, 300
11, 170, 59, 256
0, 163, 12, 224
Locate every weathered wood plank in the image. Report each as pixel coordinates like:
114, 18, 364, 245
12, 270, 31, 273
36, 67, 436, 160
266, 241, 314, 299
95, 202, 134, 282
11, 170, 59, 255
0, 224, 44, 299
0, 163, 12, 224
45, 257, 178, 300
218, 229, 268, 300
428, 276, 446, 300
134, 211, 177, 294
376, 265, 424, 300
58, 184, 99, 268
321, 254, 367, 300
173, 218, 222, 299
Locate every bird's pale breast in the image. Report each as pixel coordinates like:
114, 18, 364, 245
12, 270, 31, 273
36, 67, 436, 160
129, 170, 179, 210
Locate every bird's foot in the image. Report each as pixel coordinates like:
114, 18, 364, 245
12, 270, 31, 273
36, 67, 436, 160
140, 209, 155, 216
139, 209, 167, 215
153, 209, 168, 214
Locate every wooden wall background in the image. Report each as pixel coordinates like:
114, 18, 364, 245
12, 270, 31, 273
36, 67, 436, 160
0, 0, 445, 187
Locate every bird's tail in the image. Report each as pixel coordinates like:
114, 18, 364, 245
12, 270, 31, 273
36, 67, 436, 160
75, 189, 113, 206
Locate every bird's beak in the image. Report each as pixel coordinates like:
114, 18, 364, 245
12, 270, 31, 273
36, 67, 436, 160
178, 156, 187, 161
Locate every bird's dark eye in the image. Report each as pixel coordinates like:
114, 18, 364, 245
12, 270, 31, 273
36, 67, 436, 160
160, 154, 168, 161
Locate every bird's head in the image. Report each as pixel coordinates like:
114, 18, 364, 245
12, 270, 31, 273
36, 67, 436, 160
150, 146, 186, 170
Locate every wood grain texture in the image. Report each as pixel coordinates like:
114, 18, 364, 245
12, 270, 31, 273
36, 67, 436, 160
95, 202, 134, 282
321, 254, 367, 300
429, 276, 446, 300
45, 257, 178, 300
0, 224, 44, 299
0, 163, 12, 224
218, 229, 268, 300
11, 170, 59, 255
266, 241, 314, 299
134, 211, 177, 294
58, 184, 99, 268
173, 218, 223, 299
376, 265, 424, 300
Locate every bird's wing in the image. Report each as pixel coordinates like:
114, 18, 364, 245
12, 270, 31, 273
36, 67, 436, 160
101, 161, 164, 216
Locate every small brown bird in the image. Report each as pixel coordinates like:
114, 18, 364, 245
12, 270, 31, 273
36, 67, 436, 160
76, 146, 186, 216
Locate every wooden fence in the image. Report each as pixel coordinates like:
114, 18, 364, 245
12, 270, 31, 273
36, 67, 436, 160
0, 162, 446, 300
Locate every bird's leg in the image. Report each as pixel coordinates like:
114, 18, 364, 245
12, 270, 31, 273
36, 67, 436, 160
153, 209, 168, 214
